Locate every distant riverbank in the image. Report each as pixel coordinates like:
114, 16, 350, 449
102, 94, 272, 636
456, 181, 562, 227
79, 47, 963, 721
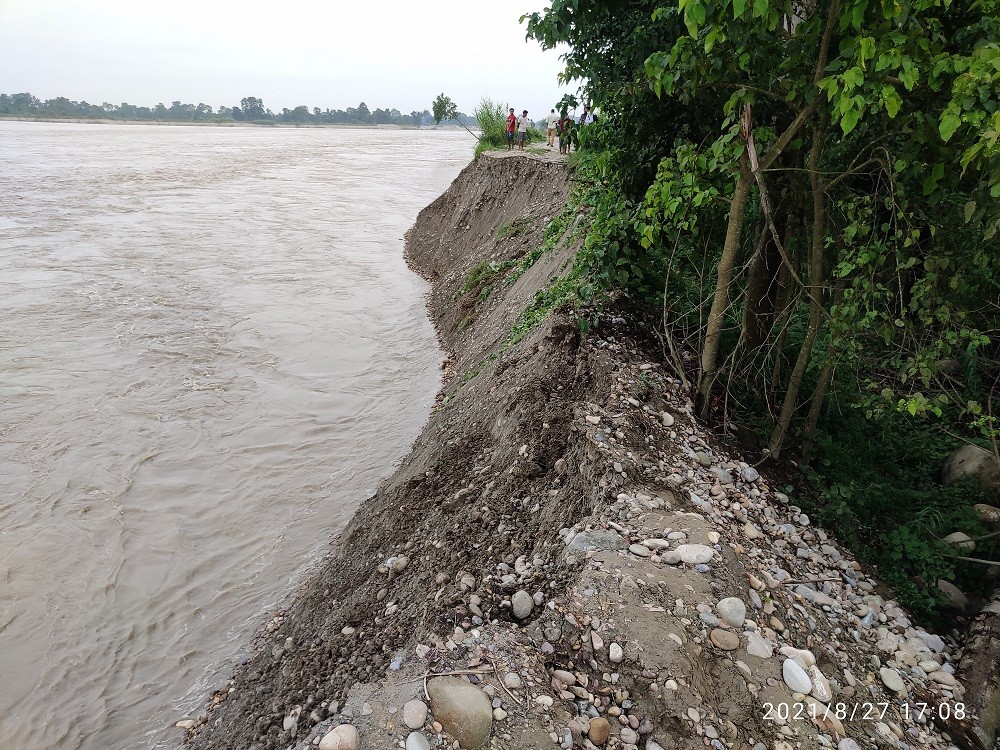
0, 115, 474, 131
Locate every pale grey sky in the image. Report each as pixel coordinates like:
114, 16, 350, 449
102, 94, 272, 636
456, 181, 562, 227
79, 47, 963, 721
0, 0, 575, 117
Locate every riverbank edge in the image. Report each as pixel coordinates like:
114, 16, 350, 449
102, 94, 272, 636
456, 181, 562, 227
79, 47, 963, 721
0, 115, 466, 130
184, 153, 979, 750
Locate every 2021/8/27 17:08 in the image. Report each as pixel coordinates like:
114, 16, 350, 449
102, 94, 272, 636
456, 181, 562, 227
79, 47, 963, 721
762, 701, 966, 722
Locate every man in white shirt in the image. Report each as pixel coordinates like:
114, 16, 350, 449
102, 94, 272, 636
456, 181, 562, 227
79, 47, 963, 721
579, 105, 594, 126
546, 109, 558, 147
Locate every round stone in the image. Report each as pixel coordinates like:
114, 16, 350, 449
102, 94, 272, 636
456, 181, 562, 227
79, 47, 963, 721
426, 677, 493, 750
879, 667, 906, 693
782, 658, 812, 694
402, 699, 427, 730
552, 669, 576, 686
716, 597, 747, 627
676, 544, 715, 564
710, 629, 740, 651
511, 590, 534, 619
629, 543, 651, 558
609, 642, 624, 663
405, 732, 430, 750
588, 717, 611, 745
319, 724, 359, 750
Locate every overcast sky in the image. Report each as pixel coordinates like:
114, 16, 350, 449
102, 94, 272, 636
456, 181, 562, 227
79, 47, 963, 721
0, 0, 576, 117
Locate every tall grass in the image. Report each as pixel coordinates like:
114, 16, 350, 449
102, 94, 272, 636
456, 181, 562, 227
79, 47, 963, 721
474, 98, 509, 156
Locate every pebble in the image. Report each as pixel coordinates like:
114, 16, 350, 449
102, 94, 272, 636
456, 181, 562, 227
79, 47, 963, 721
710, 629, 740, 651
503, 672, 522, 689
808, 665, 832, 702
782, 659, 812, 694
879, 667, 906, 693
675, 544, 715, 564
779, 646, 816, 667
621, 727, 639, 744
318, 724, 358, 750
552, 670, 575, 686
629, 544, 651, 558
402, 700, 427, 730
405, 732, 430, 750
511, 589, 534, 619
746, 633, 774, 658
609, 642, 624, 663
716, 597, 747, 627
426, 677, 493, 750
588, 717, 611, 745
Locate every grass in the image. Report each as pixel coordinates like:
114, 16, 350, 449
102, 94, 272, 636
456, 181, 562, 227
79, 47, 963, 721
473, 98, 509, 156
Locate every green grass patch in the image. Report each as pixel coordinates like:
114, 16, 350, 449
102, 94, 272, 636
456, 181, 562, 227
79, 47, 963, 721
494, 217, 535, 242
505, 264, 585, 348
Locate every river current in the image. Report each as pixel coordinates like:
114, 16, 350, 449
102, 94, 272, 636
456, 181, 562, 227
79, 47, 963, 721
0, 122, 472, 749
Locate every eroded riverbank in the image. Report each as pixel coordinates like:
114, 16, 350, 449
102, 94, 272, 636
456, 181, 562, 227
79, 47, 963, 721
185, 152, 981, 750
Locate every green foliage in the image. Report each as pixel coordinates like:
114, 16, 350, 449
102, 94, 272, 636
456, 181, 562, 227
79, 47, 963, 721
795, 410, 992, 620
474, 98, 511, 154
524, 0, 1000, 619
507, 269, 585, 348
432, 93, 459, 126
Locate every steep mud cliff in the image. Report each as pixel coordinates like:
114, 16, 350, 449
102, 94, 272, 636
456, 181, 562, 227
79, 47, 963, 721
186, 154, 982, 750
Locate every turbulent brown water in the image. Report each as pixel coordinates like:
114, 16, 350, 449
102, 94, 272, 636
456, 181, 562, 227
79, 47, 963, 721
0, 121, 472, 750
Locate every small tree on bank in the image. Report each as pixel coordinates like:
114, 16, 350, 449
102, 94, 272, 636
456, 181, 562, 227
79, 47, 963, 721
432, 93, 458, 126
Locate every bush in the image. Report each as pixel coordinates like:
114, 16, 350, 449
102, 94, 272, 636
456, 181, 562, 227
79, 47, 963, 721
474, 98, 508, 155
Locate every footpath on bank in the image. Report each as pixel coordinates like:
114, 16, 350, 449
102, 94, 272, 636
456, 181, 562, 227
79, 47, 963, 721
183, 152, 984, 750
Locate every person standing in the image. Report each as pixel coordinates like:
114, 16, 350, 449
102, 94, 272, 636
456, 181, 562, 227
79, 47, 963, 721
517, 109, 530, 150
506, 107, 517, 150
579, 105, 594, 126
557, 111, 571, 154
546, 108, 558, 147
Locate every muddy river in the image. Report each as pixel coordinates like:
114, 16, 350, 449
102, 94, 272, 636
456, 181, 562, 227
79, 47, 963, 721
0, 121, 472, 749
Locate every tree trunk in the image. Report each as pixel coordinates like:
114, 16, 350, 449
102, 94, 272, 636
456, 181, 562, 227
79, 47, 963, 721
742, 217, 786, 352
698, 152, 751, 417
767, 123, 826, 458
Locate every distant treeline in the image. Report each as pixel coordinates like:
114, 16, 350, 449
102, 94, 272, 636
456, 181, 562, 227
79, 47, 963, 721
0, 93, 475, 127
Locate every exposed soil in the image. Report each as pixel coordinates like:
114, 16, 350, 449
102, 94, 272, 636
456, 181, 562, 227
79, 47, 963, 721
184, 153, 978, 750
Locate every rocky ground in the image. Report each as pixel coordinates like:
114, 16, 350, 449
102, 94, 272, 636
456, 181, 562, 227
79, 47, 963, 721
182, 153, 988, 750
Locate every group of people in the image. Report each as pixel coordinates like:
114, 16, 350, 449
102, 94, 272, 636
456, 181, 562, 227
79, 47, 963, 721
505, 105, 595, 154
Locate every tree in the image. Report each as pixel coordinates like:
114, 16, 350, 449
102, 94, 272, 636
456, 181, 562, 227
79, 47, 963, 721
432, 93, 458, 125
239, 96, 266, 121
526, 0, 1000, 610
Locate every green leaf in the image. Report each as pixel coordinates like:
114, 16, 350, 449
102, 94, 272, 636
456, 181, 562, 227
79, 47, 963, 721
733, 0, 747, 17
939, 111, 961, 141
690, 0, 707, 24
964, 201, 977, 222
882, 85, 902, 117
841, 107, 862, 135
